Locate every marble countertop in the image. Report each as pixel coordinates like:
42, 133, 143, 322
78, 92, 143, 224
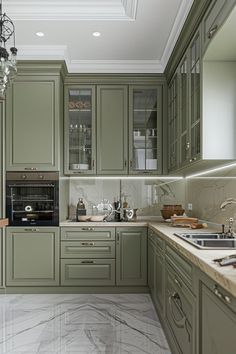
60, 218, 236, 297
149, 222, 236, 298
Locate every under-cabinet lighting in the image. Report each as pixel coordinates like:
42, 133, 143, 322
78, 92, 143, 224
60, 176, 183, 180
185, 162, 236, 179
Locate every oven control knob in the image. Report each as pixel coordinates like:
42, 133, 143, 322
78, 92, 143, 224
21, 174, 27, 179
25, 205, 33, 212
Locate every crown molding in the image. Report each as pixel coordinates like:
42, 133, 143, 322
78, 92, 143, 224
7, 0, 138, 21
161, 0, 195, 70
17, 45, 164, 73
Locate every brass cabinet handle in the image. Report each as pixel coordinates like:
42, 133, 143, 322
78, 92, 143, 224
208, 24, 218, 39
174, 277, 182, 288
130, 160, 133, 168
24, 167, 38, 170
124, 160, 127, 168
81, 260, 94, 264
81, 242, 95, 246
82, 227, 95, 231
186, 142, 190, 151
117, 232, 120, 242
92, 159, 95, 169
213, 285, 231, 304
24, 228, 40, 232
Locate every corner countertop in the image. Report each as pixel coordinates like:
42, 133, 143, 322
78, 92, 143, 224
60, 218, 236, 297
149, 222, 236, 299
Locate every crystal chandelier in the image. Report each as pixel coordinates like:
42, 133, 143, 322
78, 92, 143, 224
0, 0, 17, 98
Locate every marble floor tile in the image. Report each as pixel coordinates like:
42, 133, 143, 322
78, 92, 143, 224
0, 294, 171, 354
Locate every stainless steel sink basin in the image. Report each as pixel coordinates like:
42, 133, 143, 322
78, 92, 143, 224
174, 232, 236, 249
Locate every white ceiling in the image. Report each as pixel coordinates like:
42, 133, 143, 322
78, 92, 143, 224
5, 0, 194, 73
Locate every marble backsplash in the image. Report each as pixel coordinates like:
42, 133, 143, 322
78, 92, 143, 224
68, 178, 186, 220
185, 166, 236, 225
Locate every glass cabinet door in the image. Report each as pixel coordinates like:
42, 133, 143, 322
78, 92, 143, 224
129, 87, 162, 174
168, 73, 179, 171
64, 86, 96, 174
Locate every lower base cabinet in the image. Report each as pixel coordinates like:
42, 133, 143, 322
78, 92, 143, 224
6, 227, 59, 286
198, 274, 236, 354
0, 229, 4, 288
116, 227, 147, 286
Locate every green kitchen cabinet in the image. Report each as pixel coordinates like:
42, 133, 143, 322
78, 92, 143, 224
129, 86, 163, 174
6, 227, 59, 286
0, 229, 3, 288
165, 261, 196, 354
167, 73, 179, 172
201, 0, 236, 54
97, 85, 128, 175
198, 271, 236, 354
148, 230, 155, 295
6, 71, 61, 171
154, 236, 165, 317
64, 85, 96, 175
168, 28, 201, 171
116, 227, 147, 286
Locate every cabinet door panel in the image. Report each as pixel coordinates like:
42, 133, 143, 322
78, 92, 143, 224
61, 241, 115, 259
116, 227, 147, 286
61, 227, 115, 241
6, 77, 60, 171
199, 283, 236, 354
6, 227, 59, 286
97, 85, 128, 175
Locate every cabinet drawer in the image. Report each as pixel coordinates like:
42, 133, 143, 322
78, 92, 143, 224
61, 241, 115, 258
149, 229, 164, 252
61, 227, 115, 241
61, 259, 115, 286
166, 263, 195, 354
166, 245, 192, 289
202, 0, 235, 53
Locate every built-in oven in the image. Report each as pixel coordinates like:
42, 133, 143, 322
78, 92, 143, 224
6, 172, 59, 226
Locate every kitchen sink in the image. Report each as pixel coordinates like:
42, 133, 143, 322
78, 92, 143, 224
174, 232, 236, 249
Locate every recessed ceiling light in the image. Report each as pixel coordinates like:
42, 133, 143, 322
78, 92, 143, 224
92, 32, 101, 37
36, 32, 44, 37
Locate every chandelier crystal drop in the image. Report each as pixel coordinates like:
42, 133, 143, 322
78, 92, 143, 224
0, 0, 17, 99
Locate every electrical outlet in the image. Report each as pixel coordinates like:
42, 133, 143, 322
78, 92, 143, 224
188, 203, 193, 211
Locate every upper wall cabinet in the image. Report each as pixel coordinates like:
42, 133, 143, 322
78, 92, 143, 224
202, 0, 236, 54
64, 86, 96, 175
168, 30, 201, 172
129, 86, 162, 175
6, 71, 62, 171
97, 85, 128, 175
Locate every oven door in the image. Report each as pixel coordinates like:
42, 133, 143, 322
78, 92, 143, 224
6, 181, 59, 226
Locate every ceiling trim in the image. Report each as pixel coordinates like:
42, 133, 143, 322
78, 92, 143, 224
7, 0, 138, 21
160, 0, 195, 69
17, 45, 163, 73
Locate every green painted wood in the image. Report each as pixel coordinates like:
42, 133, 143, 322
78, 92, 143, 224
61, 227, 115, 241
128, 85, 163, 175
165, 262, 196, 354
61, 259, 115, 286
64, 85, 96, 175
6, 227, 59, 286
199, 282, 236, 354
201, 0, 236, 55
148, 232, 155, 295
61, 241, 115, 259
116, 227, 147, 286
155, 247, 165, 317
97, 85, 128, 175
0, 229, 3, 288
6, 75, 60, 171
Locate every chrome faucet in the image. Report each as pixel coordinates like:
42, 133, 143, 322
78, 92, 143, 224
219, 198, 236, 237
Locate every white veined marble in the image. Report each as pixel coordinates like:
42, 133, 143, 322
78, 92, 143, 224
0, 294, 171, 354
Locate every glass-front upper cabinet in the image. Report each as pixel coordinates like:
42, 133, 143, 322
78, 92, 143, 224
64, 86, 96, 174
129, 86, 162, 174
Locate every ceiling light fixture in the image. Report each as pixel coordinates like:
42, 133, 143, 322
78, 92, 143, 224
92, 31, 101, 37
36, 31, 44, 37
0, 0, 17, 99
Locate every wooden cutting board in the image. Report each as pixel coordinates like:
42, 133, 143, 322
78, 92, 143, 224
0, 218, 9, 228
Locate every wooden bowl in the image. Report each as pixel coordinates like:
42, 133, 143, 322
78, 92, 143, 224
161, 208, 185, 220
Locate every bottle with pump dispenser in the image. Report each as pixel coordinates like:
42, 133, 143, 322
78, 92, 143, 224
76, 198, 86, 220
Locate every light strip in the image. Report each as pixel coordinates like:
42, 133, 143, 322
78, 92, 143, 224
185, 162, 236, 179
60, 176, 183, 180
